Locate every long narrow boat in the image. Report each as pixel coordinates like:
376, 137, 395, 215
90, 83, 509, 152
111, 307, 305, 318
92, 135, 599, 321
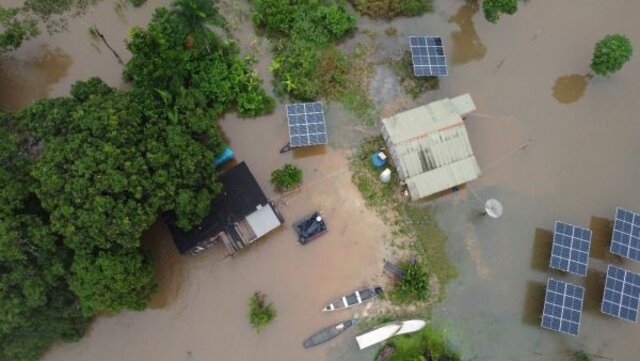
303, 319, 356, 348
356, 319, 426, 350
322, 286, 383, 312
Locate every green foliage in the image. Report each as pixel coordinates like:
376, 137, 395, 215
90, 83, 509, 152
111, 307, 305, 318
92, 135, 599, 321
250, 0, 356, 100
590, 34, 633, 76
0, 6, 39, 53
390, 262, 430, 303
69, 250, 157, 315
129, 0, 147, 7
0, 117, 89, 361
270, 164, 303, 190
350, 0, 433, 19
125, 7, 274, 117
23, 0, 101, 32
482, 0, 517, 23
170, 0, 226, 49
382, 327, 461, 361
573, 351, 592, 361
247, 292, 276, 333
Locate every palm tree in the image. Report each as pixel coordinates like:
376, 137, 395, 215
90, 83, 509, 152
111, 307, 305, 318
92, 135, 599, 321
170, 0, 224, 51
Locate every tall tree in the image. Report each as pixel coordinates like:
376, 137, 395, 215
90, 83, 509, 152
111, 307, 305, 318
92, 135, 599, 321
170, 0, 225, 50
590, 34, 633, 76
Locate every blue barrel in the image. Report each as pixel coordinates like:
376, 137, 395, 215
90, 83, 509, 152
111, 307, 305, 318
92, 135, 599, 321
371, 152, 388, 169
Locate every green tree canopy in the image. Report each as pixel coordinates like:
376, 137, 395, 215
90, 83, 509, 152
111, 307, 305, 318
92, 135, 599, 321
590, 34, 633, 76
482, 0, 517, 24
0, 115, 88, 361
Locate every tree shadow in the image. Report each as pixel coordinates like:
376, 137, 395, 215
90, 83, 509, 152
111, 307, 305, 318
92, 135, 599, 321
583, 269, 606, 317
551, 74, 588, 104
530, 228, 553, 272
589, 216, 612, 260
522, 280, 546, 327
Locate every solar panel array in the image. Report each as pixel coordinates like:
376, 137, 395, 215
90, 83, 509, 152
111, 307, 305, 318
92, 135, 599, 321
610, 207, 640, 262
409, 36, 448, 77
541, 278, 584, 336
286, 102, 328, 148
601, 265, 640, 322
549, 221, 592, 276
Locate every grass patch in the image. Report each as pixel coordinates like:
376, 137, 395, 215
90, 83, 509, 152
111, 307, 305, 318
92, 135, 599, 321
247, 292, 276, 333
350, 0, 433, 19
379, 326, 461, 361
339, 42, 379, 125
385, 26, 399, 37
390, 51, 439, 98
350, 137, 457, 301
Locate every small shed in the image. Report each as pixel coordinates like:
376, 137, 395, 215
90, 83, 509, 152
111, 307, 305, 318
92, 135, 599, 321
165, 162, 284, 256
381, 93, 481, 200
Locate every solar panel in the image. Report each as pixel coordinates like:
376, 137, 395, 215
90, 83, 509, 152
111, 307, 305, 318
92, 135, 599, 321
541, 278, 584, 336
549, 221, 592, 276
286, 102, 328, 148
601, 265, 640, 322
610, 207, 640, 261
409, 36, 449, 77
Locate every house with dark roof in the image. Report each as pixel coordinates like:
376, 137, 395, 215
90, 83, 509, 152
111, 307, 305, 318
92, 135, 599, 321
164, 162, 284, 256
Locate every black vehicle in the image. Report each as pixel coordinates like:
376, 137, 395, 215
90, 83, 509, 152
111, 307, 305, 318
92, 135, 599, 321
293, 211, 327, 244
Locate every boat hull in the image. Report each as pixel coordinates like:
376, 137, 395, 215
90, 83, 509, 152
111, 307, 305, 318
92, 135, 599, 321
303, 319, 356, 348
322, 286, 383, 312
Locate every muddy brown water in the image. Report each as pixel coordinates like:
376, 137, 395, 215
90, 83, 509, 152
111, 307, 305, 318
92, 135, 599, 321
3, 0, 640, 360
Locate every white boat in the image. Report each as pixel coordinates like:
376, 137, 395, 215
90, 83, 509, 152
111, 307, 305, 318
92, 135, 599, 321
355, 319, 427, 350
322, 286, 383, 312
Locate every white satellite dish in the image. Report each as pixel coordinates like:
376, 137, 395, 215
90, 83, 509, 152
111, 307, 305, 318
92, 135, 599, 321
484, 199, 503, 219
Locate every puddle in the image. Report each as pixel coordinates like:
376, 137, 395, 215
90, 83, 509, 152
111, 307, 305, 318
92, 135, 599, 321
448, 0, 486, 65
552, 74, 588, 104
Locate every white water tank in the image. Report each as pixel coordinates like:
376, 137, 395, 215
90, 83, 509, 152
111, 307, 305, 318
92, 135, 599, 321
380, 168, 392, 183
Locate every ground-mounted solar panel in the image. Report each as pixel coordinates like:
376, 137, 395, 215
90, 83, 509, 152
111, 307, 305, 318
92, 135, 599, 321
286, 102, 328, 148
409, 36, 449, 77
549, 221, 592, 277
601, 265, 640, 322
541, 278, 584, 336
610, 207, 640, 262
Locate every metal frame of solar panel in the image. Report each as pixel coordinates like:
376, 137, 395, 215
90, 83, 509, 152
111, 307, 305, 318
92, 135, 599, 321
541, 278, 584, 336
286, 102, 328, 148
549, 221, 592, 276
610, 207, 640, 261
409, 36, 448, 77
601, 265, 640, 322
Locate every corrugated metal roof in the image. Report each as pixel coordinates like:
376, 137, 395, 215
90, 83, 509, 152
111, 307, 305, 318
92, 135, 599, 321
381, 94, 480, 200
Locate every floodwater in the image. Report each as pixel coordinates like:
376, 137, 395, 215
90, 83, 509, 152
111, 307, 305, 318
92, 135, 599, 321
4, 0, 640, 360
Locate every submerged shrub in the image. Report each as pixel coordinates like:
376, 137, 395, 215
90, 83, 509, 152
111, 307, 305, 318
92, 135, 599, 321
248, 292, 277, 333
350, 0, 433, 19
482, 0, 518, 24
270, 164, 303, 191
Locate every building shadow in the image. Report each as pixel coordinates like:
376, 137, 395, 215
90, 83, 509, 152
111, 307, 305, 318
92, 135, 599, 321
589, 216, 612, 260
522, 280, 546, 327
530, 228, 553, 271
583, 269, 606, 317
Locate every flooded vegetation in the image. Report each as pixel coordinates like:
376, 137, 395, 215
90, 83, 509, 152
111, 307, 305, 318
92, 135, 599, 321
2, 0, 640, 360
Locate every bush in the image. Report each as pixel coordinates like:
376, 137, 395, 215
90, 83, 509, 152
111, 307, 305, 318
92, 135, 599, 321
382, 327, 461, 361
590, 34, 633, 76
250, 0, 356, 100
350, 0, 433, 19
247, 292, 276, 333
482, 0, 517, 23
390, 262, 430, 303
129, 0, 147, 7
270, 164, 303, 190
